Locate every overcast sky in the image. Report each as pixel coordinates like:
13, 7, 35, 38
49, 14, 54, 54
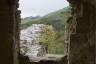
19, 0, 69, 18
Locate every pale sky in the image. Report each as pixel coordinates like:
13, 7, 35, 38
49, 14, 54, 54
19, 0, 69, 18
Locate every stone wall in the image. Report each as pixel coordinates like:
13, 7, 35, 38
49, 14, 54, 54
67, 0, 96, 64
14, 10, 21, 64
0, 0, 20, 64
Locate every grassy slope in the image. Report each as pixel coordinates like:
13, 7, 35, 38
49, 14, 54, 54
21, 6, 71, 29
21, 6, 71, 54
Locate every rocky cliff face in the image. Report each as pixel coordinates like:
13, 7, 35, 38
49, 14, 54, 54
20, 24, 47, 61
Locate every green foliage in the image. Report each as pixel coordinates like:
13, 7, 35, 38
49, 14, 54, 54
21, 6, 71, 54
37, 25, 56, 53
21, 6, 71, 30
55, 31, 65, 54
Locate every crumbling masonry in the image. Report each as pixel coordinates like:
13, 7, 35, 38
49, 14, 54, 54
0, 0, 96, 64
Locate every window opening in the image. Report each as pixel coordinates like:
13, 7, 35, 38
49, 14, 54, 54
19, 0, 70, 62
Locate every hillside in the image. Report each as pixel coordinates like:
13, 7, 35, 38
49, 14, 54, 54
20, 6, 71, 54
21, 6, 71, 30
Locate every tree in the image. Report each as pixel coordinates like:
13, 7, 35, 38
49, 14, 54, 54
38, 25, 56, 53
